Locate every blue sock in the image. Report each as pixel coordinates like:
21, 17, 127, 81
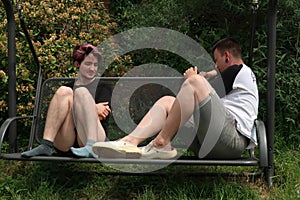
70, 140, 96, 158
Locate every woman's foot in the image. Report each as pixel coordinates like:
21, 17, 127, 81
70, 140, 97, 158
70, 146, 96, 158
21, 144, 52, 157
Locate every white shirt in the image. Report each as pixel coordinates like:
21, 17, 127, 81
221, 64, 259, 148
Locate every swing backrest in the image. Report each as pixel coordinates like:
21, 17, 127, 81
34, 77, 184, 143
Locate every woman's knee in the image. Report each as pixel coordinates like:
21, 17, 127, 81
74, 87, 90, 99
55, 86, 74, 98
73, 87, 95, 107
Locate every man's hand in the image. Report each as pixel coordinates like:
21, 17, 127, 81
199, 69, 217, 80
183, 66, 198, 79
96, 102, 111, 120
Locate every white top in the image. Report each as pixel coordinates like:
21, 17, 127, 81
221, 64, 259, 148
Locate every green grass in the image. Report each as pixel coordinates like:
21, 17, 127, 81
0, 148, 299, 199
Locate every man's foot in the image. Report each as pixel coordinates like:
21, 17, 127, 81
70, 146, 97, 158
92, 141, 141, 159
140, 142, 177, 159
21, 144, 52, 157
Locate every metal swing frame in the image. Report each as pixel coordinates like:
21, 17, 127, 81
0, 0, 276, 187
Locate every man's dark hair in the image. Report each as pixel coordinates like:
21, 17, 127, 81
212, 38, 242, 58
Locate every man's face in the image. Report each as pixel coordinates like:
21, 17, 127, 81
213, 48, 227, 72
78, 54, 98, 80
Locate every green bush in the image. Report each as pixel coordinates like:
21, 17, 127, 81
273, 0, 300, 146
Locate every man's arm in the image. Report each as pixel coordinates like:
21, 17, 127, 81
184, 66, 217, 80
199, 69, 218, 80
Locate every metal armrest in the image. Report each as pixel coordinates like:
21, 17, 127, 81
255, 119, 268, 167
249, 148, 256, 159
0, 116, 34, 155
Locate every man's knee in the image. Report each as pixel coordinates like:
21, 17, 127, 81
154, 96, 175, 112
183, 75, 211, 102
156, 96, 175, 106
185, 75, 207, 89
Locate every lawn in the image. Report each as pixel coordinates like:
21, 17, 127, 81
0, 148, 299, 199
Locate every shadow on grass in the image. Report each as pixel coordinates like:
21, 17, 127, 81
29, 162, 263, 199
0, 161, 264, 199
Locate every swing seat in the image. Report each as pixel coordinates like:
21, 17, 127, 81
0, 77, 268, 175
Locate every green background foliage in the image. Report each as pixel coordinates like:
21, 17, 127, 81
0, 0, 299, 148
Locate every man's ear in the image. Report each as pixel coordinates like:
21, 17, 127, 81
224, 51, 230, 58
224, 51, 230, 63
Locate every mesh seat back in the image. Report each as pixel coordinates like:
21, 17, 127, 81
34, 77, 183, 143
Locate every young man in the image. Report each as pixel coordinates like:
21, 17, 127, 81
21, 44, 112, 158
92, 38, 259, 159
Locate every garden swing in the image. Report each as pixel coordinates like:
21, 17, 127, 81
0, 0, 276, 187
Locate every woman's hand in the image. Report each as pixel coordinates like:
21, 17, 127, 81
96, 102, 111, 120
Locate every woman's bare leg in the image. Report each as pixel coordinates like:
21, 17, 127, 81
71, 87, 106, 157
21, 86, 76, 156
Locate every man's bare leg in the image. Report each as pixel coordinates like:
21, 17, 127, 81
152, 75, 211, 149
91, 76, 212, 159
120, 96, 175, 146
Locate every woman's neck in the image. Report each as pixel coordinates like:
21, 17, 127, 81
76, 75, 95, 85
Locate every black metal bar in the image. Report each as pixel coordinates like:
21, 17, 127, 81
248, 0, 259, 68
266, 0, 277, 188
0, 154, 259, 166
2, 0, 17, 153
16, 2, 44, 150
17, 4, 41, 72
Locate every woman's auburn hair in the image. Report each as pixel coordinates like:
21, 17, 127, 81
73, 43, 102, 67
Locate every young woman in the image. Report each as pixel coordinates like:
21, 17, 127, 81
22, 44, 112, 158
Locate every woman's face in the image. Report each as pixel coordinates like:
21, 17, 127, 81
78, 54, 98, 81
